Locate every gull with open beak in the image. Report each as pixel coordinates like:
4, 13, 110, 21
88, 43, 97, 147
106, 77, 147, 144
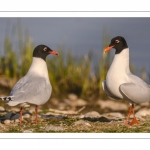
102, 36, 150, 125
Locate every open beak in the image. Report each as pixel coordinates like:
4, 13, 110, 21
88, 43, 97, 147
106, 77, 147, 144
49, 50, 59, 55
104, 46, 114, 53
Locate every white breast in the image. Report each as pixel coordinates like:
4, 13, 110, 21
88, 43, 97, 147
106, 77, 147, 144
106, 48, 131, 98
27, 57, 50, 84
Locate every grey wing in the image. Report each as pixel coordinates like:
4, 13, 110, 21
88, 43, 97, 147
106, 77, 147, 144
120, 74, 150, 104
10, 76, 29, 96
9, 75, 52, 105
102, 80, 121, 100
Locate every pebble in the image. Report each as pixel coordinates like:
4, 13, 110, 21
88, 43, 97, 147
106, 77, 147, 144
45, 125, 65, 131
28, 107, 42, 113
30, 116, 36, 121
76, 99, 87, 106
135, 108, 150, 117
10, 120, 14, 123
10, 107, 20, 113
4, 120, 10, 124
0, 106, 5, 111
58, 102, 67, 110
23, 130, 33, 133
79, 115, 84, 119
84, 111, 101, 118
38, 108, 43, 113
64, 99, 76, 107
97, 100, 128, 111
68, 93, 78, 101
135, 105, 141, 111
28, 107, 35, 113
20, 103, 30, 108
0, 112, 7, 116
104, 112, 125, 118
50, 98, 59, 106
139, 102, 150, 107
73, 120, 91, 127
23, 114, 31, 119
15, 119, 20, 123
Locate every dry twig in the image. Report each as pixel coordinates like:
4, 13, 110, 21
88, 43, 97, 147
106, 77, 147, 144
49, 106, 86, 115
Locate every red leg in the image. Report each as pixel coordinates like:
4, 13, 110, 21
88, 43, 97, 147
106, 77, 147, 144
125, 104, 132, 125
129, 104, 139, 125
35, 105, 38, 124
20, 107, 23, 125
125, 104, 139, 126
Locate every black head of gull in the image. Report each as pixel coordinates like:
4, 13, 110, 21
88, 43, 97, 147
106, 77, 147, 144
33, 45, 59, 61
104, 36, 128, 54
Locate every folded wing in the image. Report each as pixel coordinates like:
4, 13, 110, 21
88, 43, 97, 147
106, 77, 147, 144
9, 75, 51, 106
120, 74, 150, 104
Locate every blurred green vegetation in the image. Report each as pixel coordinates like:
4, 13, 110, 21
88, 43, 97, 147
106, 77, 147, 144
0, 24, 147, 102
0, 26, 109, 100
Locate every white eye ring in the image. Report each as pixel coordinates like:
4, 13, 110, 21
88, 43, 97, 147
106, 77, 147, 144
115, 40, 120, 43
43, 47, 47, 51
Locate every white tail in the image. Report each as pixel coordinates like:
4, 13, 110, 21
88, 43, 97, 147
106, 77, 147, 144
0, 96, 14, 102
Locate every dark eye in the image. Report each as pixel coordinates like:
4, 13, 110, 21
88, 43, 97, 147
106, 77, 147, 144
115, 40, 120, 44
43, 47, 47, 51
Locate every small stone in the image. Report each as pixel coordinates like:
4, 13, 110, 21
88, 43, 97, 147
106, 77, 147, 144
23, 114, 31, 119
139, 102, 150, 107
73, 120, 91, 127
79, 115, 84, 119
97, 100, 128, 111
0, 122, 5, 127
10, 107, 20, 113
64, 99, 75, 107
58, 102, 67, 110
51, 98, 59, 106
4, 120, 11, 124
45, 125, 65, 131
38, 109, 42, 113
76, 99, 87, 107
28, 107, 42, 113
23, 130, 33, 133
84, 111, 101, 118
15, 119, 20, 123
68, 93, 78, 101
10, 120, 14, 123
30, 116, 36, 121
104, 112, 125, 118
0, 106, 5, 111
135, 108, 150, 117
28, 107, 35, 113
20, 103, 30, 108
0, 112, 7, 116
135, 105, 141, 111
45, 112, 54, 115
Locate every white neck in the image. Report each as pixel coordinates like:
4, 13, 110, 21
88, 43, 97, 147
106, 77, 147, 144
106, 48, 131, 98
27, 57, 49, 79
110, 48, 130, 74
